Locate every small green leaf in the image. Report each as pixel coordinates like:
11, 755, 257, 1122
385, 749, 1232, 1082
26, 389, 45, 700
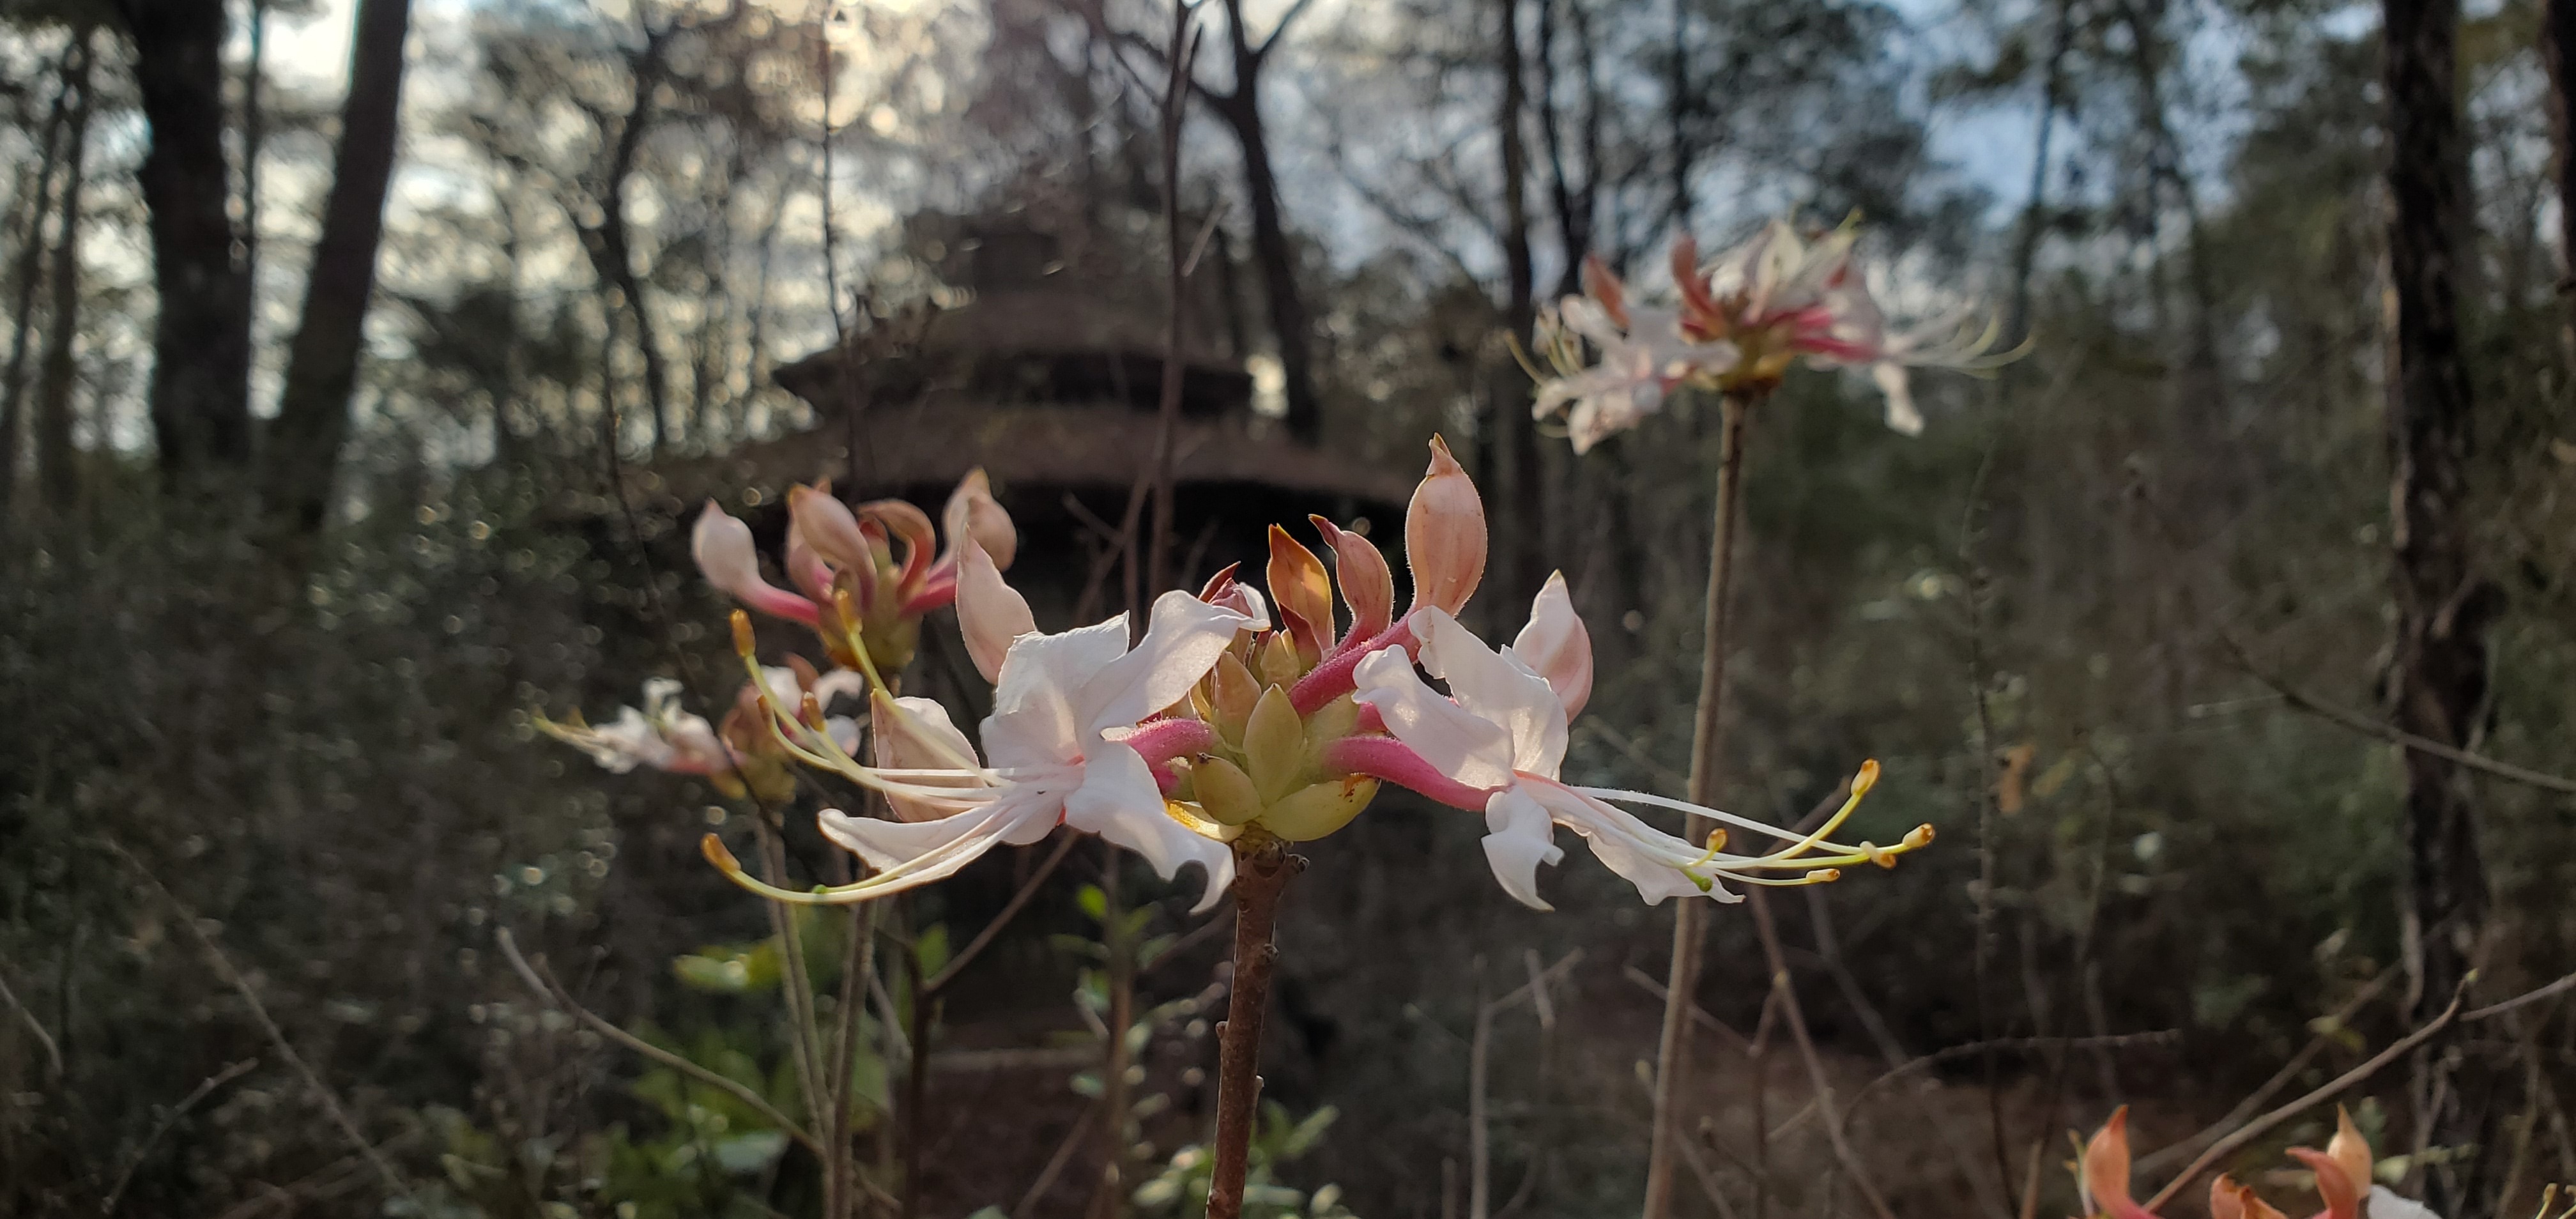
1077, 884, 1109, 923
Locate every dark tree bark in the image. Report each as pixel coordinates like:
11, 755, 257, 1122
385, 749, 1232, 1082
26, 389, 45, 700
579, 27, 675, 458
118, 0, 256, 488
2543, 0, 2576, 353
35, 29, 97, 514
0, 47, 75, 512
2007, 0, 2074, 343
1494, 0, 1543, 610
2379, 0, 2499, 1210
262, 0, 417, 552
1211, 0, 1323, 443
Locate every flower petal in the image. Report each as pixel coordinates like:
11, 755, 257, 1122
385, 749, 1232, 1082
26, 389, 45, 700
1523, 783, 1731, 905
1350, 645, 1515, 791
942, 468, 1018, 570
1062, 743, 1235, 914
871, 694, 988, 821
1416, 608, 1567, 778
1508, 572, 1593, 723
1480, 786, 1565, 911
816, 798, 1054, 887
984, 615, 1131, 769
1071, 590, 1255, 737
1405, 436, 1487, 615
1872, 362, 1923, 436
956, 535, 1037, 684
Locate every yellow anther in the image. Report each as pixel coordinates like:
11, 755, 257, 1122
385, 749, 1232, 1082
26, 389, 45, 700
1903, 824, 1935, 850
1805, 868, 1841, 884
1851, 758, 1880, 796
1683, 827, 1731, 873
799, 692, 826, 730
1861, 841, 1896, 869
731, 610, 756, 657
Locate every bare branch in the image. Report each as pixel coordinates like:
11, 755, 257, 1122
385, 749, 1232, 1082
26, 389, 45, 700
493, 928, 824, 1157
2221, 633, 2576, 795
103, 1058, 260, 1215
2140, 988, 2468, 1213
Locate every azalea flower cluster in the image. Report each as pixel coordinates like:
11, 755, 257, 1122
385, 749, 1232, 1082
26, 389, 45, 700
1528, 218, 2020, 451
2079, 1107, 2440, 1219
545, 441, 1933, 917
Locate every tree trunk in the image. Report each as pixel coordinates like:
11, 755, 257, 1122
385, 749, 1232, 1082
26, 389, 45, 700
1495, 0, 1543, 610
35, 29, 96, 514
590, 34, 673, 457
2543, 0, 2576, 354
2007, 0, 2073, 343
119, 0, 256, 489
1215, 1, 1323, 443
261, 0, 416, 554
0, 48, 75, 512
2380, 0, 2498, 1211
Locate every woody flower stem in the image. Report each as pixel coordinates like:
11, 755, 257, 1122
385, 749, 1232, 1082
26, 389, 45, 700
1208, 833, 1307, 1219
1641, 391, 1754, 1219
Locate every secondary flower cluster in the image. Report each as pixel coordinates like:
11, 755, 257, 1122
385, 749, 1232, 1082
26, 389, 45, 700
655, 438, 1929, 914
1528, 218, 2019, 450
2079, 1107, 2440, 1219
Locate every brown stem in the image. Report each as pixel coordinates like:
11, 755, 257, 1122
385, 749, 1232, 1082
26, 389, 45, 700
903, 939, 930, 1219
1643, 393, 1752, 1219
1207, 835, 1304, 1219
1745, 893, 1898, 1219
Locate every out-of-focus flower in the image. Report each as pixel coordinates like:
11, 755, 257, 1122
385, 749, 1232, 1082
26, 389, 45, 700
692, 469, 1017, 677
707, 588, 1266, 913
2079, 1108, 2164, 1219
1529, 220, 2021, 447
1337, 586, 1922, 908
539, 662, 864, 802
1529, 259, 1735, 454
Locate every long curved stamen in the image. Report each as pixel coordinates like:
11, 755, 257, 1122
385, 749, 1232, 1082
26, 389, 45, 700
700, 814, 1029, 905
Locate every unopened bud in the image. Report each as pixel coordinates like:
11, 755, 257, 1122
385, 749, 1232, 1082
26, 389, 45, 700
1406, 436, 1487, 616
1191, 756, 1264, 827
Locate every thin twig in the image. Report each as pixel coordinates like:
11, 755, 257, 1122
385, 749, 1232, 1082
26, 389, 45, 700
0, 967, 61, 1078
102, 1057, 259, 1215
2221, 633, 2576, 795
926, 832, 1078, 994
1016, 1100, 1102, 1219
2140, 988, 2468, 1212
2467, 969, 2576, 1023
114, 845, 419, 1212
1747, 892, 1899, 1219
1841, 1031, 2183, 1117
2136, 966, 2396, 1175
494, 928, 822, 1156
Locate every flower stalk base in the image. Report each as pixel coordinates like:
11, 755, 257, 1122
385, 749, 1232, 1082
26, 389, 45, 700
1207, 832, 1306, 1219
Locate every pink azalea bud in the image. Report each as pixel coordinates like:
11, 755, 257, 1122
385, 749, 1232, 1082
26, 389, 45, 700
954, 533, 1034, 684
1266, 525, 1334, 664
788, 484, 876, 577
693, 500, 820, 625
1310, 516, 1393, 648
942, 468, 1017, 571
1405, 436, 1487, 616
1511, 572, 1593, 721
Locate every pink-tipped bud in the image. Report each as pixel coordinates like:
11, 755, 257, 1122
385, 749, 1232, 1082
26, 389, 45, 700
859, 497, 939, 586
788, 484, 876, 576
696, 502, 821, 625
1406, 436, 1487, 616
942, 468, 1017, 571
1267, 525, 1334, 664
1581, 254, 1629, 329
1510, 571, 1593, 721
954, 534, 1034, 684
1311, 516, 1393, 648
